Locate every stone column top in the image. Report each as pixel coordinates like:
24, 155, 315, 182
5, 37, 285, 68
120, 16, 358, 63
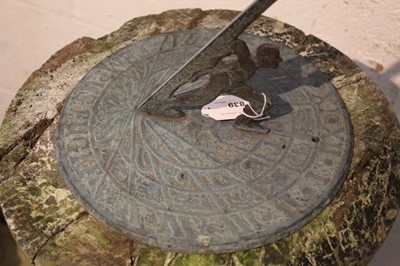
0, 9, 399, 265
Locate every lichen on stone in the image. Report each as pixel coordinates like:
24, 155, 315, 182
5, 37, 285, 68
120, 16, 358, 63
0, 9, 399, 266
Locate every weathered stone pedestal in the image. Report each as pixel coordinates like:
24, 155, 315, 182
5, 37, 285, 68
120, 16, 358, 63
0, 9, 399, 265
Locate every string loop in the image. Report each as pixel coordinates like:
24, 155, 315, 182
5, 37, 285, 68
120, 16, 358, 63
243, 93, 270, 120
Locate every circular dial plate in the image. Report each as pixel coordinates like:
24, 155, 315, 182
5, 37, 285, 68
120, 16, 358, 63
56, 29, 353, 253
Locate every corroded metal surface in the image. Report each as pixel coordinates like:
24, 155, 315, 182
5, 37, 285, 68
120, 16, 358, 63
138, 0, 277, 114
56, 29, 353, 253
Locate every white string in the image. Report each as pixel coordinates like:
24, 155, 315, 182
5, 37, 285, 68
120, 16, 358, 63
243, 93, 270, 120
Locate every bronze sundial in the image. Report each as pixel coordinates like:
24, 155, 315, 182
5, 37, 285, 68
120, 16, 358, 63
56, 0, 353, 254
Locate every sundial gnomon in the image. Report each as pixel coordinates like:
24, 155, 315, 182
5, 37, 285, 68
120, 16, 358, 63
56, 0, 353, 254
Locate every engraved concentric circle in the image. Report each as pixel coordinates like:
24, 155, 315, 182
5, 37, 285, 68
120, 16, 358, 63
56, 29, 353, 253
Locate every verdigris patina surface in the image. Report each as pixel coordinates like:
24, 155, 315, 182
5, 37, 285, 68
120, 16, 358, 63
56, 28, 353, 254
0, 9, 399, 265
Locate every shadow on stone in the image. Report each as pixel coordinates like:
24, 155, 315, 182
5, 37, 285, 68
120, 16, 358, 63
354, 60, 400, 120
0, 208, 30, 266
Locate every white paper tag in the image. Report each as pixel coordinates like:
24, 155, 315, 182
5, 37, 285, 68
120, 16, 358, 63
201, 95, 249, 121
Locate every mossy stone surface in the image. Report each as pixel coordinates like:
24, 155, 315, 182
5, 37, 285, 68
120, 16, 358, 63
0, 9, 399, 266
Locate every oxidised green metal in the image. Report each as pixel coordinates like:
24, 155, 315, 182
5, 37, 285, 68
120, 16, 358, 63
56, 29, 353, 253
